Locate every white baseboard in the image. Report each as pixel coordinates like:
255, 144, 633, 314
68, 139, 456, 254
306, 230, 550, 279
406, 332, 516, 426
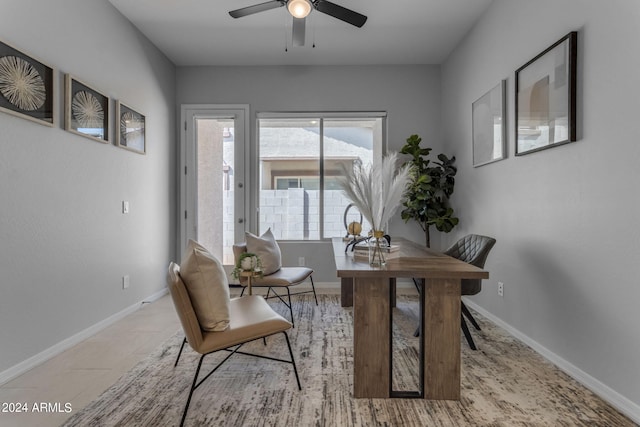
0, 287, 169, 386
12, 287, 634, 423
464, 299, 640, 425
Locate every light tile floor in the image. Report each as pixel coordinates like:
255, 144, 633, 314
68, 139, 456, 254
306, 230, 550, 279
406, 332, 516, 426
0, 285, 345, 427
0, 295, 182, 427
0, 285, 413, 427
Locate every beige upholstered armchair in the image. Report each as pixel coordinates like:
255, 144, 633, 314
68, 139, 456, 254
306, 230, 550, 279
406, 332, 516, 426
233, 229, 317, 326
167, 245, 302, 426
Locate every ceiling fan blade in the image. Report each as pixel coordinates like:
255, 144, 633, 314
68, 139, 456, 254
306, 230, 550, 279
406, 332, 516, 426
229, 0, 284, 18
292, 17, 306, 46
314, 0, 367, 28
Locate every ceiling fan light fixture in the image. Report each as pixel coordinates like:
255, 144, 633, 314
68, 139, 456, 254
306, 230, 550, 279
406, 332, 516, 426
287, 0, 312, 19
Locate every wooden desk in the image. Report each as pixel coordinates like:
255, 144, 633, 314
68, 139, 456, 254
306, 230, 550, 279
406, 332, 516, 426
332, 237, 488, 400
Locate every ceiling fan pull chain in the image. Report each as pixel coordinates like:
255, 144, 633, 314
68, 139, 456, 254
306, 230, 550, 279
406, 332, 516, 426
311, 12, 316, 48
284, 11, 289, 52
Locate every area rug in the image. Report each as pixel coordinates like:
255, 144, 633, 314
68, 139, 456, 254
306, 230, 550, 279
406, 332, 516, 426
63, 295, 634, 426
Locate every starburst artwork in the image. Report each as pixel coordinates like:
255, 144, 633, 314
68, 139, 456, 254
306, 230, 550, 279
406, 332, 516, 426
72, 90, 104, 128
0, 55, 46, 111
117, 102, 145, 154
65, 75, 109, 142
0, 41, 53, 126
120, 111, 143, 144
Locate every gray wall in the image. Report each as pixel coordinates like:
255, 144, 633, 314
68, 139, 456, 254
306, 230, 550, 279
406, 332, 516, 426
7, 0, 635, 420
0, 0, 176, 375
177, 65, 443, 282
442, 0, 640, 416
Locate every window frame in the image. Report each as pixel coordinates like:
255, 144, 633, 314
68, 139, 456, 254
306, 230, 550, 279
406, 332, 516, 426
256, 111, 387, 241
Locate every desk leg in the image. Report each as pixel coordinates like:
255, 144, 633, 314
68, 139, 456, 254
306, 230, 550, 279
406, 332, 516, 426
343, 277, 396, 308
390, 278, 396, 308
423, 278, 461, 400
341, 277, 353, 307
353, 276, 391, 398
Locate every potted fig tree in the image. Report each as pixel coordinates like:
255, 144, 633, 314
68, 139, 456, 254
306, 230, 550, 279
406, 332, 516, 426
400, 134, 459, 247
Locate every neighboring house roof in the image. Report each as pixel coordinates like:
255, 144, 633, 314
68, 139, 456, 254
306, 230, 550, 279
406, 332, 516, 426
259, 127, 373, 163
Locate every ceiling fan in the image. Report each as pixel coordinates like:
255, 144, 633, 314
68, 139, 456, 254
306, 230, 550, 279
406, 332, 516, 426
229, 0, 367, 47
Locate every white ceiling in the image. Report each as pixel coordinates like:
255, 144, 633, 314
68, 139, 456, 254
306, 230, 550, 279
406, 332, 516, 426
108, 0, 493, 67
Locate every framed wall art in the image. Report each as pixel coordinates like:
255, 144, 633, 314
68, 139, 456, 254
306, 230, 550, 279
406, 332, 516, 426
116, 101, 145, 154
65, 74, 109, 143
515, 31, 577, 156
0, 40, 54, 126
472, 80, 506, 167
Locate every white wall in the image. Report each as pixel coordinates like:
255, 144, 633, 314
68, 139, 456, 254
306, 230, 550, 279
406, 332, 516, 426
442, 0, 640, 418
176, 65, 443, 282
0, 0, 176, 376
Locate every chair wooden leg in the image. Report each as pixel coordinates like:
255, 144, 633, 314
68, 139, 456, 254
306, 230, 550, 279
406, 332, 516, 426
310, 275, 318, 305
175, 337, 187, 367
461, 315, 477, 350
461, 301, 481, 330
180, 354, 205, 427
283, 331, 302, 390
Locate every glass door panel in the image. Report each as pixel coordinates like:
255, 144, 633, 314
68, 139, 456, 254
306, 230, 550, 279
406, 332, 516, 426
183, 106, 247, 265
195, 118, 235, 264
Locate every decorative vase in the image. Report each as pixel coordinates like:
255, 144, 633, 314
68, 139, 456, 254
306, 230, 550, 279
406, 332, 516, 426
368, 230, 388, 267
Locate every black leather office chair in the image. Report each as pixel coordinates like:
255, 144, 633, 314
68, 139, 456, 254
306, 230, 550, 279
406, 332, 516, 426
444, 234, 496, 350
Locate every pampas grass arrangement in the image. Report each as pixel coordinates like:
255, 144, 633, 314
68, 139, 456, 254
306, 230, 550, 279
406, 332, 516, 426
338, 152, 413, 234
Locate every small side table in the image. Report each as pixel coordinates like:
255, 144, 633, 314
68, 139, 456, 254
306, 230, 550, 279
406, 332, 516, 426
239, 271, 259, 295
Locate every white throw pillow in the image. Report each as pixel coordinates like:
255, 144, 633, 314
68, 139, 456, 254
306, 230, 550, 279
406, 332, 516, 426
180, 240, 231, 331
245, 228, 282, 275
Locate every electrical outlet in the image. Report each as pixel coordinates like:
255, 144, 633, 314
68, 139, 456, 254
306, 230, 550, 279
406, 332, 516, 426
298, 257, 305, 266
122, 201, 130, 214
123, 275, 130, 289
497, 281, 504, 297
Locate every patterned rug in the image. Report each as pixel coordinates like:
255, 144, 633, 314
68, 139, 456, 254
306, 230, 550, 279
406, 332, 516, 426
63, 295, 634, 426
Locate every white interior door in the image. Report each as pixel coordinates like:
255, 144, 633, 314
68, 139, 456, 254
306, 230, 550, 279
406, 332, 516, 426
181, 105, 249, 265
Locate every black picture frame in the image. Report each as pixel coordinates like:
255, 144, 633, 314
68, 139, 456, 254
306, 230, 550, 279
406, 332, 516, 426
515, 31, 577, 156
472, 80, 506, 167
65, 74, 109, 144
0, 40, 54, 126
116, 101, 146, 154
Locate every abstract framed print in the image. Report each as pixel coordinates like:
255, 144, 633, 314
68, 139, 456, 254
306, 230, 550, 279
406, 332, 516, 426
65, 74, 109, 143
472, 80, 506, 167
0, 40, 54, 126
515, 32, 577, 155
116, 101, 145, 154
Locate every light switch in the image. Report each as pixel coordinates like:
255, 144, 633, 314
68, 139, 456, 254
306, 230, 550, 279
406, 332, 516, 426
122, 201, 130, 214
